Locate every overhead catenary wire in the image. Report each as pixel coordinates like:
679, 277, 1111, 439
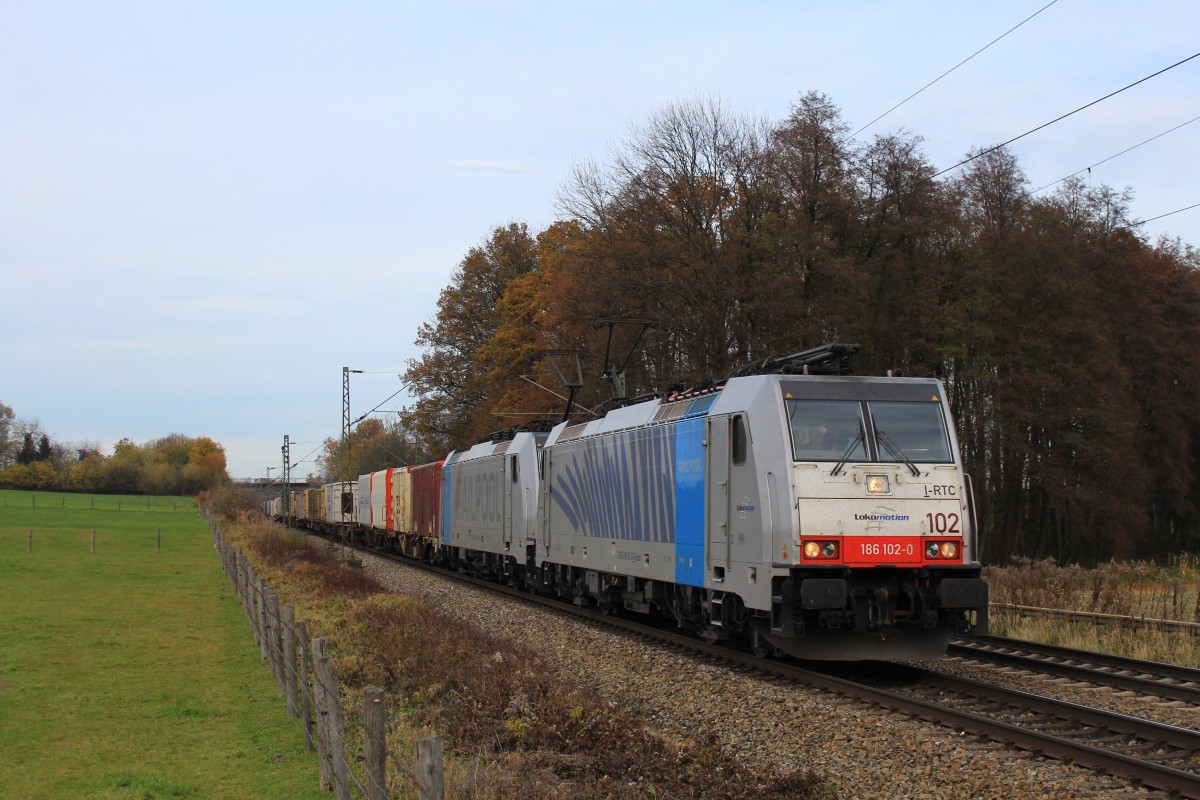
1025, 113, 1200, 196
291, 441, 327, 473
350, 388, 406, 426
932, 50, 1200, 180
1120, 201, 1200, 230
847, 0, 1061, 142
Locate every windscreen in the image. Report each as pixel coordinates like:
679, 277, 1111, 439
787, 399, 868, 462
786, 398, 952, 464
868, 401, 952, 463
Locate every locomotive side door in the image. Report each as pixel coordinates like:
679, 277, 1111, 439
503, 454, 515, 551
706, 415, 732, 580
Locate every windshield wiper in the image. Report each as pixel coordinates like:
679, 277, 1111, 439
830, 432, 865, 477
876, 428, 920, 477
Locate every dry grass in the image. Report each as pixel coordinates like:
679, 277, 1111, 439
985, 556, 1200, 667
222, 513, 826, 800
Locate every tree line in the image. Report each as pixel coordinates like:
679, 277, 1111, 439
0, 400, 230, 495
397, 92, 1200, 565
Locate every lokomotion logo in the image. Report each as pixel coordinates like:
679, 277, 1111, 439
854, 513, 910, 521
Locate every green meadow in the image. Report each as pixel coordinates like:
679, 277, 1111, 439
0, 490, 323, 800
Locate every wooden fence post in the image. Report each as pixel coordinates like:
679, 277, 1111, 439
157, 527, 161, 552
256, 579, 268, 659
27, 530, 32, 552
322, 654, 349, 800
245, 563, 257, 644
284, 606, 298, 718
364, 686, 387, 800
311, 638, 333, 791
91, 529, 96, 553
237, 555, 249, 620
416, 735, 445, 800
297, 621, 315, 752
243, 558, 255, 638
264, 589, 284, 694
263, 589, 277, 690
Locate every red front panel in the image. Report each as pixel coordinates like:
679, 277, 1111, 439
841, 536, 924, 565
410, 460, 443, 536
827, 536, 966, 566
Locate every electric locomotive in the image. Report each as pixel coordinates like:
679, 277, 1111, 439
536, 344, 986, 660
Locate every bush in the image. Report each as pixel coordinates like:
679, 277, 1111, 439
205, 484, 258, 520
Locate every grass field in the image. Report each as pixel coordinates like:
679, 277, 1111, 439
0, 490, 324, 800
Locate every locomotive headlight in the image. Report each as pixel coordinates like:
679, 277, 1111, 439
802, 540, 840, 560
926, 542, 940, 558
865, 474, 890, 494
940, 541, 958, 559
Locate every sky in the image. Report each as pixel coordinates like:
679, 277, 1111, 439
2, 1, 1198, 481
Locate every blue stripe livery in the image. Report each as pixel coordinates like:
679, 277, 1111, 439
673, 418, 706, 587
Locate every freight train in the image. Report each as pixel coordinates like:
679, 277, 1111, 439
267, 344, 987, 660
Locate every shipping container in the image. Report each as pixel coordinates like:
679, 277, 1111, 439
393, 467, 412, 532
368, 468, 395, 531
411, 460, 443, 536
324, 481, 357, 524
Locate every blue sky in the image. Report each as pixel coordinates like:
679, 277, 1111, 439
2, 1, 1197, 480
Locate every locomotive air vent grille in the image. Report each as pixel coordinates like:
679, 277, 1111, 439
559, 423, 588, 443
666, 401, 690, 421
651, 404, 675, 424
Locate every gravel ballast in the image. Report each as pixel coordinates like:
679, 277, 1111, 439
359, 553, 1162, 799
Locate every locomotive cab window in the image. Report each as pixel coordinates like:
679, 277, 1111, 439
732, 415, 747, 465
787, 400, 868, 462
786, 397, 954, 464
868, 401, 952, 463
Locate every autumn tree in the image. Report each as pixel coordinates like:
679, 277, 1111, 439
402, 222, 540, 453
766, 91, 859, 347
552, 95, 791, 407
319, 417, 426, 481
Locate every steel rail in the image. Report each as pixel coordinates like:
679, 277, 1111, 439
950, 634, 1200, 704
903, 666, 1200, 751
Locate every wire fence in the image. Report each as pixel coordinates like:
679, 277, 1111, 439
204, 507, 444, 800
0, 490, 196, 513
12, 527, 167, 552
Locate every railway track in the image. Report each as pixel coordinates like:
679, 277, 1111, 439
950, 633, 1200, 705
323, 534, 1200, 798
842, 662, 1200, 796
